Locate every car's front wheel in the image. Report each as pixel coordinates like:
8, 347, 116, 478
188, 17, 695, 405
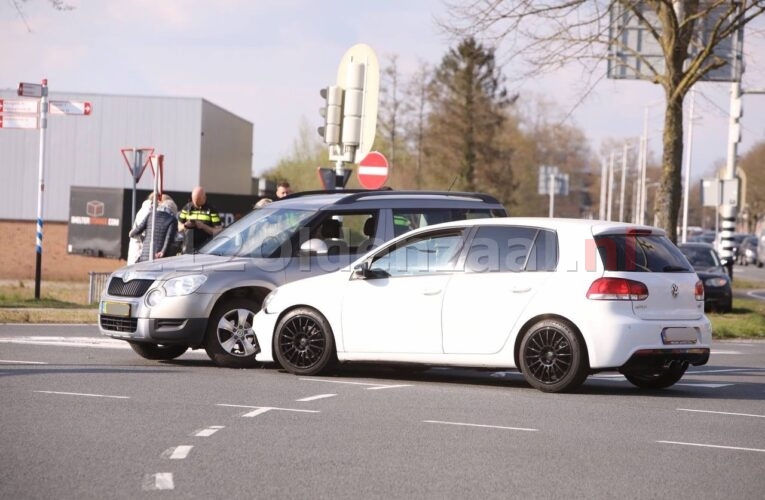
204, 298, 261, 368
623, 361, 687, 389
519, 319, 589, 393
274, 307, 336, 376
129, 342, 187, 360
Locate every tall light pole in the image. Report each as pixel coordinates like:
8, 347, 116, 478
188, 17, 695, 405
681, 87, 696, 243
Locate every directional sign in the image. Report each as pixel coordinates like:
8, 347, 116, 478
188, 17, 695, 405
17, 82, 44, 98
0, 115, 38, 129
49, 100, 92, 116
357, 151, 389, 189
0, 98, 39, 114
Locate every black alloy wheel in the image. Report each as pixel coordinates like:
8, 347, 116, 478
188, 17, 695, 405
274, 307, 335, 376
519, 319, 588, 393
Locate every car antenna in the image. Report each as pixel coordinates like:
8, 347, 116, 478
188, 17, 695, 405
446, 174, 458, 192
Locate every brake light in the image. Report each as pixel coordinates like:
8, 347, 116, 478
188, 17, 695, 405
695, 280, 704, 301
586, 277, 649, 301
626, 228, 652, 236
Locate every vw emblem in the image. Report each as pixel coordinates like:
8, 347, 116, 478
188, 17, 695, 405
671, 283, 679, 298
123, 271, 136, 283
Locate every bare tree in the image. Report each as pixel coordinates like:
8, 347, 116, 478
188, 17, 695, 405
378, 56, 404, 176
10, 0, 75, 32
443, 0, 765, 241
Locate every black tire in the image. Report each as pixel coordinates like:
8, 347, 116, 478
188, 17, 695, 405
204, 298, 261, 368
129, 342, 187, 360
273, 307, 335, 376
519, 319, 588, 393
623, 362, 687, 389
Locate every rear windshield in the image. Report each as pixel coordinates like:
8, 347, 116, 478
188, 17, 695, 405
594, 234, 692, 273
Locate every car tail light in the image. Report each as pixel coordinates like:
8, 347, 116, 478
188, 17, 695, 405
695, 280, 704, 301
586, 277, 648, 301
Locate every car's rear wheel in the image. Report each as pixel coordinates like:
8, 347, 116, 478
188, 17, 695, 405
274, 307, 336, 376
623, 361, 687, 389
129, 342, 187, 360
519, 319, 588, 393
204, 298, 261, 368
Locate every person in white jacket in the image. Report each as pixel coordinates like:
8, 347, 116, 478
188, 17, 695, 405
126, 194, 153, 265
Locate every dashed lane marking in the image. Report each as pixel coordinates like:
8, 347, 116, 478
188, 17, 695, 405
216, 404, 320, 417
298, 377, 412, 390
34, 390, 129, 399
296, 393, 337, 402
195, 426, 224, 437
658, 440, 765, 453
143, 473, 174, 491
0, 359, 47, 364
678, 408, 765, 419
167, 445, 193, 459
424, 420, 538, 432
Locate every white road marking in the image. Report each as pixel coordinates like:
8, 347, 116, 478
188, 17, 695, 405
296, 393, 337, 402
168, 445, 193, 459
216, 404, 320, 417
678, 408, 765, 419
691, 368, 765, 374
711, 350, 742, 355
34, 390, 129, 399
0, 336, 130, 349
195, 425, 224, 437
589, 375, 732, 388
0, 359, 47, 364
424, 420, 538, 432
658, 440, 765, 453
143, 473, 174, 490
366, 384, 413, 390
298, 377, 412, 389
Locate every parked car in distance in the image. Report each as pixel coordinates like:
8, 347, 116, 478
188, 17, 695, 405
759, 231, 765, 268
254, 218, 712, 393
678, 243, 732, 313
738, 235, 758, 266
98, 190, 507, 367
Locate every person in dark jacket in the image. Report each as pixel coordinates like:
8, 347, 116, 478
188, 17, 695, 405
129, 195, 178, 262
177, 186, 221, 254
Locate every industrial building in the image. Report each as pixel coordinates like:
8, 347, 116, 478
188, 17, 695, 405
0, 89, 255, 222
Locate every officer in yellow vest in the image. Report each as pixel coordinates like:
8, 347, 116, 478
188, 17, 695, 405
177, 186, 222, 254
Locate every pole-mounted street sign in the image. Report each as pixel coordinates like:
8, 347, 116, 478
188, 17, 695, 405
17, 82, 45, 98
0, 115, 38, 129
0, 98, 39, 114
49, 100, 92, 116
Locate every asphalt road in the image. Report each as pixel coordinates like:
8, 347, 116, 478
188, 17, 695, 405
1, 325, 763, 499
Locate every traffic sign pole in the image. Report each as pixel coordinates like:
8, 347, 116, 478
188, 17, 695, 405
34, 79, 49, 300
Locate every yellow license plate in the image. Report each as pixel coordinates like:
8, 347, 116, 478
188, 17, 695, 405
101, 301, 131, 317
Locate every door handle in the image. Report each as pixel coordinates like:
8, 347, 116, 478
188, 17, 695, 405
423, 288, 442, 296
512, 287, 531, 293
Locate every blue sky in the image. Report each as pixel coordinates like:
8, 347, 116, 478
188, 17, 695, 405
3, 0, 765, 181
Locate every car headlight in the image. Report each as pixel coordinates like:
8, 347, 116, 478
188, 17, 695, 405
163, 275, 208, 297
704, 277, 728, 288
263, 288, 278, 313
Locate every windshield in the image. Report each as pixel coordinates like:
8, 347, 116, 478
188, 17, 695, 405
679, 245, 723, 272
199, 207, 316, 257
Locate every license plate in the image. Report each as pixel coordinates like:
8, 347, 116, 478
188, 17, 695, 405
661, 327, 698, 344
100, 301, 131, 317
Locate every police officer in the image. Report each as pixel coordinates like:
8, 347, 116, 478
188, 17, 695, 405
177, 186, 221, 254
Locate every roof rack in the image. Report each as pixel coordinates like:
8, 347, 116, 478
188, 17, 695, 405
282, 188, 501, 205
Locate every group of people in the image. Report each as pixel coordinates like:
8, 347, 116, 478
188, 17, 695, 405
127, 181, 293, 265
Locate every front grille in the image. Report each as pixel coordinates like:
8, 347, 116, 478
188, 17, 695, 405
108, 278, 154, 297
100, 315, 138, 333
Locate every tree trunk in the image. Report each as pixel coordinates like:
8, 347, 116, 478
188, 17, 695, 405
654, 95, 684, 243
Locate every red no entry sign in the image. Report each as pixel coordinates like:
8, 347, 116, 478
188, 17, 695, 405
357, 151, 389, 189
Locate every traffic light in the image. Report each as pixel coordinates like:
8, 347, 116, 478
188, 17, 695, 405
340, 62, 364, 150
318, 85, 344, 145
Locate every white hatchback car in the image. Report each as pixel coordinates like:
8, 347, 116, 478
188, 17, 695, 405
253, 218, 712, 393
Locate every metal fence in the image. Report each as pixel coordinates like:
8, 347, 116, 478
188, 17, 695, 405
88, 272, 111, 304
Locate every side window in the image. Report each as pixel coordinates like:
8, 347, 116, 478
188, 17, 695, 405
308, 211, 379, 255
525, 229, 558, 271
465, 226, 543, 273
391, 208, 502, 237
370, 230, 465, 277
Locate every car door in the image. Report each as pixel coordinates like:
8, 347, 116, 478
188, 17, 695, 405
442, 226, 557, 354
341, 228, 466, 354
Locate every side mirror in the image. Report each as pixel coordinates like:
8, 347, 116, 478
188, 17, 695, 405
300, 238, 328, 255
352, 260, 371, 279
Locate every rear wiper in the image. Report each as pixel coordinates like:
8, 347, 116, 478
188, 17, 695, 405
663, 265, 690, 272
